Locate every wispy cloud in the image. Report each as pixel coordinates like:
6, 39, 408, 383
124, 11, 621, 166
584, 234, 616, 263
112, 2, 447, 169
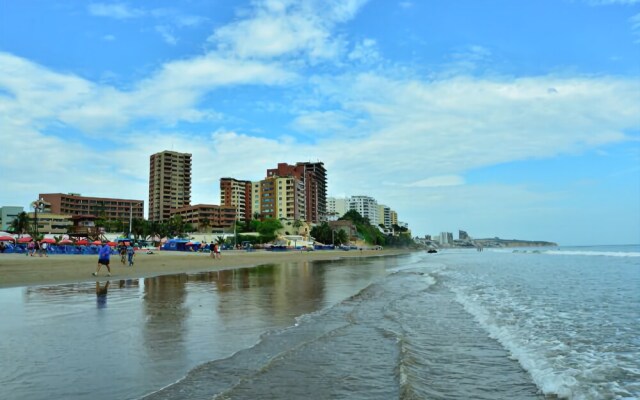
631, 13, 640, 42
87, 2, 208, 45
88, 2, 144, 19
587, 0, 640, 4
208, 0, 368, 62
407, 176, 465, 188
0, 52, 293, 134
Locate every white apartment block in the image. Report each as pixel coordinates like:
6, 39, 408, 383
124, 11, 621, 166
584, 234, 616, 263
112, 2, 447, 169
327, 197, 349, 221
349, 195, 379, 226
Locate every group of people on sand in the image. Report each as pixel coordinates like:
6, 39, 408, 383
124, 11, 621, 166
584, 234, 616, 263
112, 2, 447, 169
25, 240, 49, 257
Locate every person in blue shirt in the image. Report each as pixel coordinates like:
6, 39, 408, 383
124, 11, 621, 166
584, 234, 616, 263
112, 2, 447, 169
126, 244, 135, 266
93, 243, 112, 277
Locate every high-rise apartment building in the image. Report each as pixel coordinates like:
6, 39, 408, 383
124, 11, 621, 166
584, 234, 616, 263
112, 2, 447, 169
266, 161, 327, 223
349, 195, 378, 226
378, 204, 391, 228
149, 151, 192, 222
220, 178, 252, 222
390, 210, 398, 227
255, 176, 306, 220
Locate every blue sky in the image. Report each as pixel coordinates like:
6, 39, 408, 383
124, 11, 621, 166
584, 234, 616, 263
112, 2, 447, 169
1, 0, 639, 245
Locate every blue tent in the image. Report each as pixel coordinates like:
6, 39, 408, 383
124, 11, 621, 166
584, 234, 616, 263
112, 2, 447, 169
161, 239, 190, 251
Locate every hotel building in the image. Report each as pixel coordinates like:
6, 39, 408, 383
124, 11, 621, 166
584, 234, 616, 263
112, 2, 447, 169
149, 151, 192, 222
39, 193, 144, 221
171, 204, 237, 231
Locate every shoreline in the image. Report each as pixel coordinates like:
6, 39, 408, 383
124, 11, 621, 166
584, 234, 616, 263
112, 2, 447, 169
0, 248, 412, 289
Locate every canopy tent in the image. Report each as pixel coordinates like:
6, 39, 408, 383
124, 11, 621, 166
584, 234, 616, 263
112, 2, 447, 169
161, 239, 190, 251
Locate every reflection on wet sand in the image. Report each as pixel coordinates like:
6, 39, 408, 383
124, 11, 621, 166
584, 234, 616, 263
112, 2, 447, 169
142, 274, 190, 372
95, 281, 109, 308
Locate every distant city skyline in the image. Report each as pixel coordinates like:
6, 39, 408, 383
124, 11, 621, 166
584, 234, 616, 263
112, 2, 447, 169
1, 1, 638, 245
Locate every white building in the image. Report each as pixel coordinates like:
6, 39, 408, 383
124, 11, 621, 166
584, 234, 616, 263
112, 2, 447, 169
349, 195, 379, 226
327, 197, 349, 221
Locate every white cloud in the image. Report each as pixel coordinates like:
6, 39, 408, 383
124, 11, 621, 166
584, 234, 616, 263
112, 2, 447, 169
208, 0, 368, 62
587, 0, 640, 4
0, 52, 294, 134
407, 176, 465, 188
348, 39, 381, 64
631, 13, 640, 42
88, 3, 144, 19
102, 34, 116, 41
155, 25, 178, 46
308, 73, 640, 199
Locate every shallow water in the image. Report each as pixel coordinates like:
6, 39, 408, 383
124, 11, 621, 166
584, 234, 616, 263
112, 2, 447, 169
1, 247, 638, 400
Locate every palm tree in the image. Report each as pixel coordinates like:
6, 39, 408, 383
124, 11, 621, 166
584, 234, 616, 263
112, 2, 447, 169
200, 218, 211, 233
10, 212, 31, 236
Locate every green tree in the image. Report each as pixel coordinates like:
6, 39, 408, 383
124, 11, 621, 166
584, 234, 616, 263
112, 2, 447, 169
131, 218, 146, 240
310, 222, 332, 244
335, 229, 348, 245
200, 218, 211, 233
10, 212, 31, 235
256, 218, 283, 243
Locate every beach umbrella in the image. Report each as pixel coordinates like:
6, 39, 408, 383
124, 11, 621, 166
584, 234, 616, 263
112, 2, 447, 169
0, 236, 15, 242
59, 239, 73, 245
185, 242, 193, 245
107, 241, 117, 247
41, 238, 56, 244
75, 239, 89, 245
18, 237, 32, 243
92, 240, 102, 245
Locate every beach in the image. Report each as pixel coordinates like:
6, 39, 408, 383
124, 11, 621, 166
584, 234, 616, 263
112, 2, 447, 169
0, 248, 409, 288
1, 246, 637, 400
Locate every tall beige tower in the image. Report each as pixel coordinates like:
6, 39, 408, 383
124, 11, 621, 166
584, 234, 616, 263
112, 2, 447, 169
149, 151, 192, 222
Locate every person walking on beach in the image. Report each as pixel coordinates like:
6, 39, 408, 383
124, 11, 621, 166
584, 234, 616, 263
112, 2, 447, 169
210, 241, 216, 259
27, 241, 35, 256
93, 243, 112, 277
40, 241, 49, 257
119, 243, 127, 265
213, 242, 221, 259
126, 243, 135, 266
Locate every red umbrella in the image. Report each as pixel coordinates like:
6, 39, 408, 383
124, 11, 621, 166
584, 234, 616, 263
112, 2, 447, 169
107, 241, 117, 247
0, 236, 15, 242
59, 239, 73, 245
185, 242, 193, 245
75, 239, 89, 245
18, 237, 32, 243
92, 240, 102, 245
41, 238, 56, 244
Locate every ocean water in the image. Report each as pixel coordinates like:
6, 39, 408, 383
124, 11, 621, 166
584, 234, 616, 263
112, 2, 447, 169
0, 246, 638, 400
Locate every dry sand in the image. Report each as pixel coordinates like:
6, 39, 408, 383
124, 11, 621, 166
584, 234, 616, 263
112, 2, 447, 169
0, 248, 411, 288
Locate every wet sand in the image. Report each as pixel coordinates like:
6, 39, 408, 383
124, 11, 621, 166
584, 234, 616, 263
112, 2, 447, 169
0, 248, 410, 288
